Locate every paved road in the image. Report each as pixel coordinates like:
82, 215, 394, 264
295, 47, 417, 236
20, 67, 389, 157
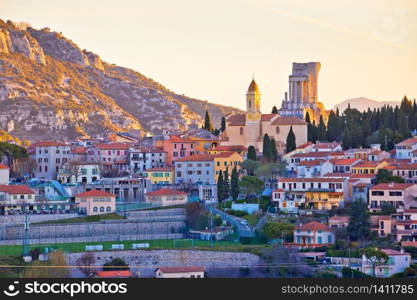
206, 205, 255, 238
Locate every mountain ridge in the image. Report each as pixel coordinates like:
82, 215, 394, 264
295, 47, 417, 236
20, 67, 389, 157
0, 19, 242, 142
333, 97, 401, 113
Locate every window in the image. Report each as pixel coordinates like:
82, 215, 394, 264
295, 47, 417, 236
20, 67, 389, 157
389, 191, 402, 197
106, 207, 111, 212
371, 191, 384, 196
93, 207, 98, 212
240, 127, 243, 135
100, 207, 105, 212
275, 126, 280, 134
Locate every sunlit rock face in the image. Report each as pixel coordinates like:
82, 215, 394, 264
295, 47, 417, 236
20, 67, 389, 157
0, 19, 242, 142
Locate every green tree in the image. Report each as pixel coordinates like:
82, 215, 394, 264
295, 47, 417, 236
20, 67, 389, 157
203, 110, 214, 132
270, 138, 278, 163
376, 169, 405, 184
247, 145, 257, 161
347, 200, 370, 241
271, 106, 278, 114
317, 115, 327, 141
223, 167, 230, 200
220, 116, 226, 132
231, 166, 239, 200
217, 170, 224, 203
238, 176, 264, 198
103, 258, 129, 271
262, 134, 271, 162
241, 159, 261, 176
286, 126, 296, 153
361, 248, 388, 277
262, 222, 295, 241
254, 163, 286, 182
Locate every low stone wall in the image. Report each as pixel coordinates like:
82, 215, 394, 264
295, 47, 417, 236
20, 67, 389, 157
66, 249, 261, 278
0, 214, 79, 225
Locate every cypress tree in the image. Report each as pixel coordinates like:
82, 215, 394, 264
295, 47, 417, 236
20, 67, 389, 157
327, 110, 339, 142
262, 134, 271, 162
286, 126, 296, 153
220, 116, 226, 132
317, 115, 327, 141
231, 166, 239, 201
217, 170, 224, 203
204, 110, 214, 132
271, 106, 278, 114
247, 145, 257, 161
223, 167, 230, 200
270, 138, 278, 163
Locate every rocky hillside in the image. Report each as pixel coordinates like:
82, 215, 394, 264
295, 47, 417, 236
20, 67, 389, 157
0, 20, 241, 142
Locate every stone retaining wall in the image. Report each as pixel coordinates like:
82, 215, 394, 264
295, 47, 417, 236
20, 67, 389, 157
66, 249, 261, 277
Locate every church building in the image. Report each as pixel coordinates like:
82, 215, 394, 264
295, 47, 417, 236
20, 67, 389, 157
220, 79, 307, 154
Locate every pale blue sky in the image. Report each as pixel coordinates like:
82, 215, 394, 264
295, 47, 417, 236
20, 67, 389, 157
1, 0, 416, 111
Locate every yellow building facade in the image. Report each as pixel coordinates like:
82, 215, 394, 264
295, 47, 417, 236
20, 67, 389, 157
213, 151, 243, 179
143, 167, 174, 184
304, 191, 343, 210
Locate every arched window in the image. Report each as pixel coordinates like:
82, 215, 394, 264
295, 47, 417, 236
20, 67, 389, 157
275, 126, 280, 134
248, 100, 252, 109
93, 207, 98, 212
100, 207, 104, 212
240, 127, 244, 135
106, 207, 111, 212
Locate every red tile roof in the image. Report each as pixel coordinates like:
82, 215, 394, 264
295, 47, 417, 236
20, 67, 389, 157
31, 141, 67, 147
144, 167, 173, 172
175, 154, 214, 162
329, 158, 361, 166
156, 266, 204, 273
96, 270, 133, 278
70, 146, 87, 154
0, 185, 34, 194
146, 188, 187, 196
273, 188, 285, 192
169, 135, 195, 143
298, 159, 325, 166
291, 152, 331, 158
214, 145, 247, 152
261, 114, 277, 121
271, 116, 307, 125
381, 249, 409, 256
279, 177, 345, 183
296, 221, 330, 231
396, 137, 417, 146
0, 164, 9, 169
370, 183, 415, 191
95, 143, 130, 150
226, 114, 246, 126
214, 151, 241, 158
296, 142, 314, 150
75, 190, 116, 197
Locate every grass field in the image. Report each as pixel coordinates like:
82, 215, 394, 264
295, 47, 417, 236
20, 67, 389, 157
0, 238, 267, 257
35, 213, 125, 224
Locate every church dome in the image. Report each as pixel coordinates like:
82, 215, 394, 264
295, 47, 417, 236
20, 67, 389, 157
247, 79, 260, 93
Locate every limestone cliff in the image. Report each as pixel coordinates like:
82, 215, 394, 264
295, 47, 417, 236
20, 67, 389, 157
0, 19, 241, 142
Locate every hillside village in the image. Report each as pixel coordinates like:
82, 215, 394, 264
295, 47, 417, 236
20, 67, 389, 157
0, 77, 417, 278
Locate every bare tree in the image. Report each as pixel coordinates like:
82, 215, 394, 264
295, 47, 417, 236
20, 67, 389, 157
76, 252, 96, 277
